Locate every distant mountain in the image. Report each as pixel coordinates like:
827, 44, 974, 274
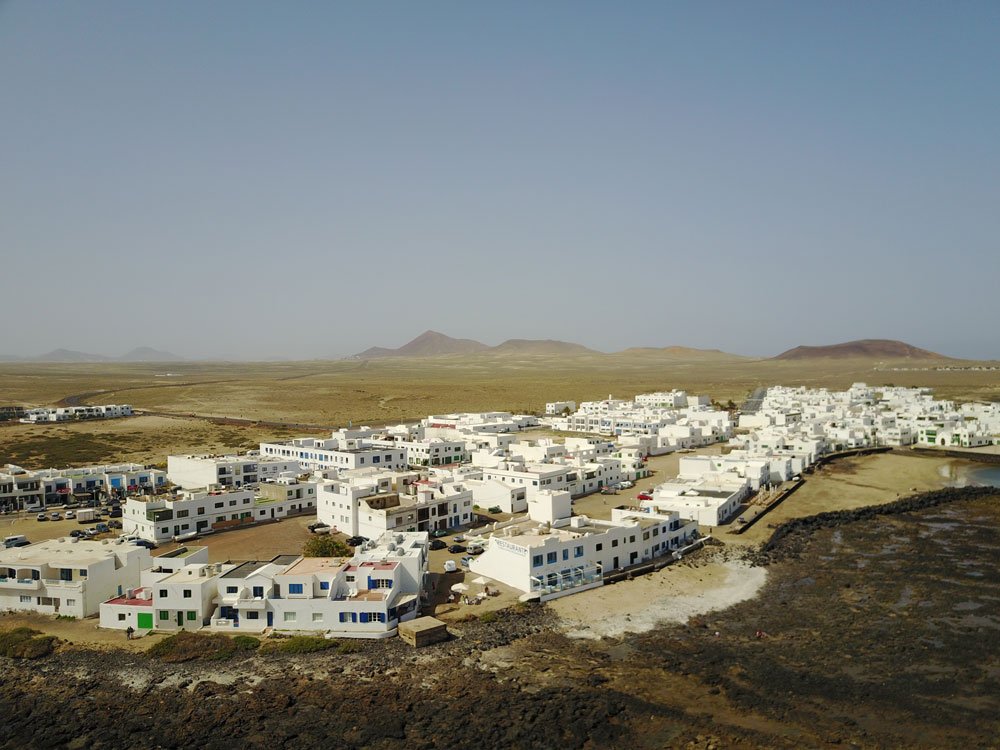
31, 348, 112, 363
118, 347, 184, 362
356, 330, 490, 359
490, 339, 598, 355
773, 339, 948, 360
619, 345, 742, 358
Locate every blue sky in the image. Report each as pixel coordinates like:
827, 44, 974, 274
2, 2, 998, 359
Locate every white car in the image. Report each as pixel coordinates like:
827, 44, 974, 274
64, 510, 76, 519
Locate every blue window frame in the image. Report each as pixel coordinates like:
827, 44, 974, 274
319, 581, 330, 590
546, 552, 557, 564
532, 554, 543, 568
574, 546, 584, 558
562, 549, 569, 561
288, 583, 304, 594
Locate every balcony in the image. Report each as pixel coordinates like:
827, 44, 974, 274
0, 577, 40, 590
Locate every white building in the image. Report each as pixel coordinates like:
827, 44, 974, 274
260, 430, 408, 473
20, 404, 133, 423
210, 532, 428, 637
123, 482, 317, 543
469, 491, 697, 600
0, 538, 150, 618
167, 453, 300, 489
318, 474, 473, 538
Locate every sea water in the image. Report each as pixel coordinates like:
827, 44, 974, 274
965, 465, 1000, 488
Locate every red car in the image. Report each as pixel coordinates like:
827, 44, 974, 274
637, 493, 653, 501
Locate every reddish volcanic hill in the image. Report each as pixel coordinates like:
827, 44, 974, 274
772, 339, 948, 360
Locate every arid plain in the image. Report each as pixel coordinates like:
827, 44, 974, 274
2, 351, 997, 468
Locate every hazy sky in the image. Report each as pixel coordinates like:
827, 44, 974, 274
2, 2, 999, 359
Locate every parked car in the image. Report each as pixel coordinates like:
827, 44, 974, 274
132, 539, 157, 550
447, 544, 466, 554
3, 535, 29, 549
69, 530, 85, 538
460, 556, 473, 568
430, 529, 450, 538
618, 481, 634, 489
49, 512, 62, 521
452, 534, 465, 543
36, 513, 48, 521
108, 520, 122, 529
488, 506, 502, 514
429, 539, 447, 551
308, 522, 331, 534
466, 544, 484, 555
64, 510, 76, 519
94, 522, 110, 534
443, 560, 457, 573
108, 507, 122, 518
636, 493, 653, 502
346, 536, 369, 547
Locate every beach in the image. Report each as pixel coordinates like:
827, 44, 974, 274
551, 555, 767, 639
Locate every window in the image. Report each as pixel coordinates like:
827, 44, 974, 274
19, 595, 32, 604
574, 546, 584, 558
629, 536, 635, 544
283, 612, 296, 622
197, 507, 204, 515
532, 554, 543, 568
158, 589, 167, 598
562, 549, 569, 561
118, 614, 126, 621
346, 575, 355, 583
320, 581, 330, 591
246, 611, 259, 620
186, 611, 196, 621
183, 589, 192, 599
612, 539, 618, 548
159, 611, 169, 620
214, 502, 223, 509
312, 612, 323, 622
596, 543, 603, 552
229, 500, 236, 507
288, 583, 304, 595
252, 586, 264, 598
225, 586, 238, 594
79, 569, 88, 577
546, 552, 557, 564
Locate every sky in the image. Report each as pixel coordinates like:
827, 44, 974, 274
2, 1, 999, 360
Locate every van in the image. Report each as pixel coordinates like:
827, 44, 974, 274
3, 535, 29, 549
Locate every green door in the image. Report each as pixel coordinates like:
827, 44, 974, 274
137, 612, 153, 630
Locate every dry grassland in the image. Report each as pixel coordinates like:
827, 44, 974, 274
1, 353, 997, 468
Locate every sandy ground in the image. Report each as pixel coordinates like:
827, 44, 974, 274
728, 451, 960, 546
0, 610, 158, 651
554, 450, 967, 638
552, 557, 767, 639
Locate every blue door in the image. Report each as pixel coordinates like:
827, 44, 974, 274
266, 612, 273, 627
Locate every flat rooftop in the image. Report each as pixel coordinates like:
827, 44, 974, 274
103, 587, 153, 607
158, 545, 205, 559
282, 557, 349, 576
0, 539, 132, 565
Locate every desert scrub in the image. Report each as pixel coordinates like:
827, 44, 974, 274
147, 631, 257, 662
259, 635, 338, 655
0, 627, 58, 659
